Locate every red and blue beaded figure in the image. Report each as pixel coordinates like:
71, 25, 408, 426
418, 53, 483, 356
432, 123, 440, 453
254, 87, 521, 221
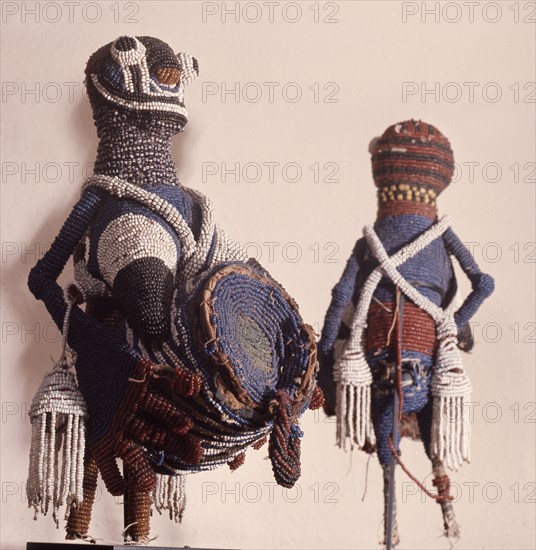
318, 120, 494, 547
27, 36, 321, 542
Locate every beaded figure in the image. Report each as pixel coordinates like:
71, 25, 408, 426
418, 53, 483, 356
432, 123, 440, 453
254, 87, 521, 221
27, 36, 322, 543
318, 120, 494, 547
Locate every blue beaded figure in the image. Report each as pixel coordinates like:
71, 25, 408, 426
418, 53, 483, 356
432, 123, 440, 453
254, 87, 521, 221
317, 120, 494, 547
27, 36, 322, 542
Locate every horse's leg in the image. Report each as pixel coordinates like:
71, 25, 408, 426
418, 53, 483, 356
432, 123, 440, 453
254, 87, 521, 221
83, 296, 155, 542
432, 458, 460, 539
65, 450, 99, 540
123, 482, 152, 542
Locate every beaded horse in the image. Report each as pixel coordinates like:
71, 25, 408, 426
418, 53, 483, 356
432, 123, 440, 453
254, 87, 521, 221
317, 120, 494, 547
27, 36, 322, 542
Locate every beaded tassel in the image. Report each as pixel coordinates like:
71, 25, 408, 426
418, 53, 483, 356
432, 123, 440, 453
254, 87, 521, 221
430, 317, 472, 471
27, 297, 87, 526
27, 369, 86, 523
152, 474, 187, 523
334, 356, 374, 450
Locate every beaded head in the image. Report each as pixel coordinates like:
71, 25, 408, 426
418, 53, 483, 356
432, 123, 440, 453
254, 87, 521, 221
370, 120, 454, 217
85, 36, 199, 128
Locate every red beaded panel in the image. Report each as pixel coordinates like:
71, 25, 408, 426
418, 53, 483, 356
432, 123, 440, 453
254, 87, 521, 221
366, 300, 437, 356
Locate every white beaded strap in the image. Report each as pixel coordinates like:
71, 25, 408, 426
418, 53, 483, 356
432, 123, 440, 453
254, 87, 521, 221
340, 215, 452, 369
84, 175, 197, 261
334, 269, 382, 386
60, 291, 74, 363
181, 187, 247, 276
182, 187, 215, 277
362, 215, 452, 325
83, 175, 246, 281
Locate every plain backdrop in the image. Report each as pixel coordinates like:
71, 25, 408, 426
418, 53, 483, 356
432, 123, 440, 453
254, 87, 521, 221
1, 1, 535, 549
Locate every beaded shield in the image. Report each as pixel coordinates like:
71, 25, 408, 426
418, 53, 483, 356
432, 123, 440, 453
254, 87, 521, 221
123, 259, 317, 485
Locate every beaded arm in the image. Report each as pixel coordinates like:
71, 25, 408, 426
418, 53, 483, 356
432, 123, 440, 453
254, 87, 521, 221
27, 186, 146, 456
317, 238, 364, 412
28, 187, 105, 320
443, 227, 495, 330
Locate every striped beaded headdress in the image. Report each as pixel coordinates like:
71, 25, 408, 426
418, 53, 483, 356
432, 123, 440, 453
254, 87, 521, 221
371, 120, 455, 216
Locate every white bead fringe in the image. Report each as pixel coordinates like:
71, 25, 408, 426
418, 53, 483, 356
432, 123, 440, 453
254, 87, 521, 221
152, 473, 187, 523
27, 364, 87, 526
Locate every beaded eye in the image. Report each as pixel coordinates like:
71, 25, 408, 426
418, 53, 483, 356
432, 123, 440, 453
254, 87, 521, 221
155, 67, 181, 87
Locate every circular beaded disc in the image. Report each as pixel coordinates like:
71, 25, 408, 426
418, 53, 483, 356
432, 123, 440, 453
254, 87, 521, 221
194, 263, 315, 415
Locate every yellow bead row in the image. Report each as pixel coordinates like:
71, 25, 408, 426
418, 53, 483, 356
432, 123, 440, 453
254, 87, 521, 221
379, 183, 437, 207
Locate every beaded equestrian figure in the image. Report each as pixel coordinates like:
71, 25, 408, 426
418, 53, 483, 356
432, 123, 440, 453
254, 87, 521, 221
27, 36, 322, 542
317, 120, 494, 547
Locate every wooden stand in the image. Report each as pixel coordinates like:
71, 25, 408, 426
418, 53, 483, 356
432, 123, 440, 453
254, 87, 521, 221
27, 544, 230, 550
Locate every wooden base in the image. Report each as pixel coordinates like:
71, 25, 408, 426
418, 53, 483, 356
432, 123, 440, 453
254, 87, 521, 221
27, 544, 231, 550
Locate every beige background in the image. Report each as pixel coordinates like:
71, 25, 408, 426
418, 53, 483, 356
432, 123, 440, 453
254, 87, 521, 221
1, 1, 535, 549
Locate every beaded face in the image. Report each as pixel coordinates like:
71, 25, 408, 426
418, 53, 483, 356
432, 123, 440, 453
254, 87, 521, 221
85, 36, 199, 128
